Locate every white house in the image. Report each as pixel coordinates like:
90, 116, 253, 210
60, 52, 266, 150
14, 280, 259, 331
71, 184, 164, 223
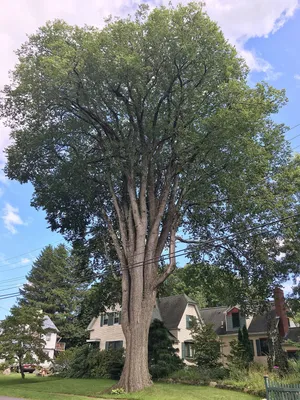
42, 315, 59, 361
87, 289, 300, 366
87, 294, 202, 361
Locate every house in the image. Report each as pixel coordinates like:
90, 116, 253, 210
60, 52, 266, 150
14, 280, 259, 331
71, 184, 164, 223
201, 287, 300, 365
87, 288, 300, 365
42, 315, 59, 360
87, 294, 201, 361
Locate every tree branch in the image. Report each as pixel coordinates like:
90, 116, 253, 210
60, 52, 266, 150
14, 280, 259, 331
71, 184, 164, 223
154, 223, 177, 288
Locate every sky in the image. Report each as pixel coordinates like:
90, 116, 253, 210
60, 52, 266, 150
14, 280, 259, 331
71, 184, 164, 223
1, 0, 300, 318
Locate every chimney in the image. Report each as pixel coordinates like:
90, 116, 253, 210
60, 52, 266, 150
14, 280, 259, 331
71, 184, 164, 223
274, 287, 289, 337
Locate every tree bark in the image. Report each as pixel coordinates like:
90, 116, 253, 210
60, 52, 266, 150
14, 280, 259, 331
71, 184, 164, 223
18, 358, 25, 379
117, 292, 156, 392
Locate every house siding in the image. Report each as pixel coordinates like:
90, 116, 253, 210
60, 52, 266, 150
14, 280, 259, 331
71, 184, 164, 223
42, 331, 57, 360
220, 333, 269, 365
89, 306, 125, 351
177, 303, 200, 360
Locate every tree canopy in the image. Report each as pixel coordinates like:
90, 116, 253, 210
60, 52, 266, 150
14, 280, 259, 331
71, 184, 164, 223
2, 2, 300, 391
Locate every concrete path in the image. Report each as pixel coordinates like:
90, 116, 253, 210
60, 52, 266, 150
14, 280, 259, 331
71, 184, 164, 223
0, 397, 24, 400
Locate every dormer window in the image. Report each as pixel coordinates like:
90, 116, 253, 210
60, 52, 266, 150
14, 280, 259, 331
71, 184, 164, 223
103, 314, 109, 325
232, 312, 240, 328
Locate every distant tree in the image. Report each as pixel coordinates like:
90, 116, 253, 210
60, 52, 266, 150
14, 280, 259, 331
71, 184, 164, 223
190, 321, 221, 369
148, 319, 183, 379
0, 306, 48, 379
20, 244, 88, 346
3, 2, 300, 392
158, 266, 207, 308
77, 271, 122, 331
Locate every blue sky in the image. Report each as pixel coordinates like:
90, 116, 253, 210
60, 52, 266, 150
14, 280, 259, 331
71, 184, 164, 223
1, 0, 300, 318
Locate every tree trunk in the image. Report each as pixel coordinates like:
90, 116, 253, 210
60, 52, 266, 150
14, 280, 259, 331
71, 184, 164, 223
18, 359, 25, 379
117, 294, 156, 392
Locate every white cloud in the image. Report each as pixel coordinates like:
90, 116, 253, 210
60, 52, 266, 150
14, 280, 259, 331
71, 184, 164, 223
1, 203, 25, 234
0, 0, 298, 159
294, 74, 300, 80
21, 257, 31, 265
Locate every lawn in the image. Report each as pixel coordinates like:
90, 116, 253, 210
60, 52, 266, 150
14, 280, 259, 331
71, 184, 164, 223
0, 374, 259, 400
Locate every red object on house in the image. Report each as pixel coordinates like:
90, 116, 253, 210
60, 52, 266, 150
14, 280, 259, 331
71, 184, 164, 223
274, 287, 289, 338
227, 307, 239, 316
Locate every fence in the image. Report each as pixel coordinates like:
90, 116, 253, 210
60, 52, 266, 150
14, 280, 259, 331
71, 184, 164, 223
264, 376, 300, 399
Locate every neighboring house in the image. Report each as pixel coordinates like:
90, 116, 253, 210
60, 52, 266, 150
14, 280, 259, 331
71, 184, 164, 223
87, 294, 202, 361
201, 287, 300, 365
42, 315, 59, 360
87, 288, 300, 366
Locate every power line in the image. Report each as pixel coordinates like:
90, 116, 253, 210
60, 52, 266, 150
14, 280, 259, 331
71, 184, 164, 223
68, 213, 300, 273
0, 217, 299, 299
0, 276, 26, 286
0, 240, 62, 265
0, 284, 24, 293
0, 292, 19, 300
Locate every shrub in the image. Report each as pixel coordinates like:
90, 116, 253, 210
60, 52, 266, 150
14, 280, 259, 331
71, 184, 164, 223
169, 365, 229, 383
0, 362, 10, 372
227, 326, 253, 374
55, 344, 124, 379
190, 322, 221, 369
53, 348, 76, 375
148, 319, 183, 379
288, 358, 300, 374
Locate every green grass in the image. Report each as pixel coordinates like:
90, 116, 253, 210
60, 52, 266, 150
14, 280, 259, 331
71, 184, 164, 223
0, 374, 259, 400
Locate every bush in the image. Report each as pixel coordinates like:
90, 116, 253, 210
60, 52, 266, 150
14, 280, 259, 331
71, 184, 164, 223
53, 348, 76, 375
55, 344, 124, 379
148, 319, 183, 379
169, 365, 229, 383
288, 358, 300, 374
0, 362, 10, 372
190, 322, 221, 369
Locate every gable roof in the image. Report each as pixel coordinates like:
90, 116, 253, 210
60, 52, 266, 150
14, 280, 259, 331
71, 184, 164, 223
157, 294, 196, 330
152, 300, 163, 322
199, 306, 227, 335
285, 327, 300, 343
43, 315, 59, 332
247, 309, 277, 334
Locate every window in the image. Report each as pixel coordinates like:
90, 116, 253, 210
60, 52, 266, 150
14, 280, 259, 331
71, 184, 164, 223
101, 312, 121, 326
184, 342, 195, 359
105, 341, 123, 350
256, 338, 269, 356
103, 314, 109, 325
45, 332, 51, 341
232, 312, 240, 328
287, 351, 298, 360
186, 315, 194, 329
113, 312, 120, 325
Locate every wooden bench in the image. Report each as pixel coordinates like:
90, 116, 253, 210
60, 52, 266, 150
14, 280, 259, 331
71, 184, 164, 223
264, 376, 300, 399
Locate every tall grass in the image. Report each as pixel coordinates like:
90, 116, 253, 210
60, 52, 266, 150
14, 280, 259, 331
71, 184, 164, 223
223, 361, 300, 392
